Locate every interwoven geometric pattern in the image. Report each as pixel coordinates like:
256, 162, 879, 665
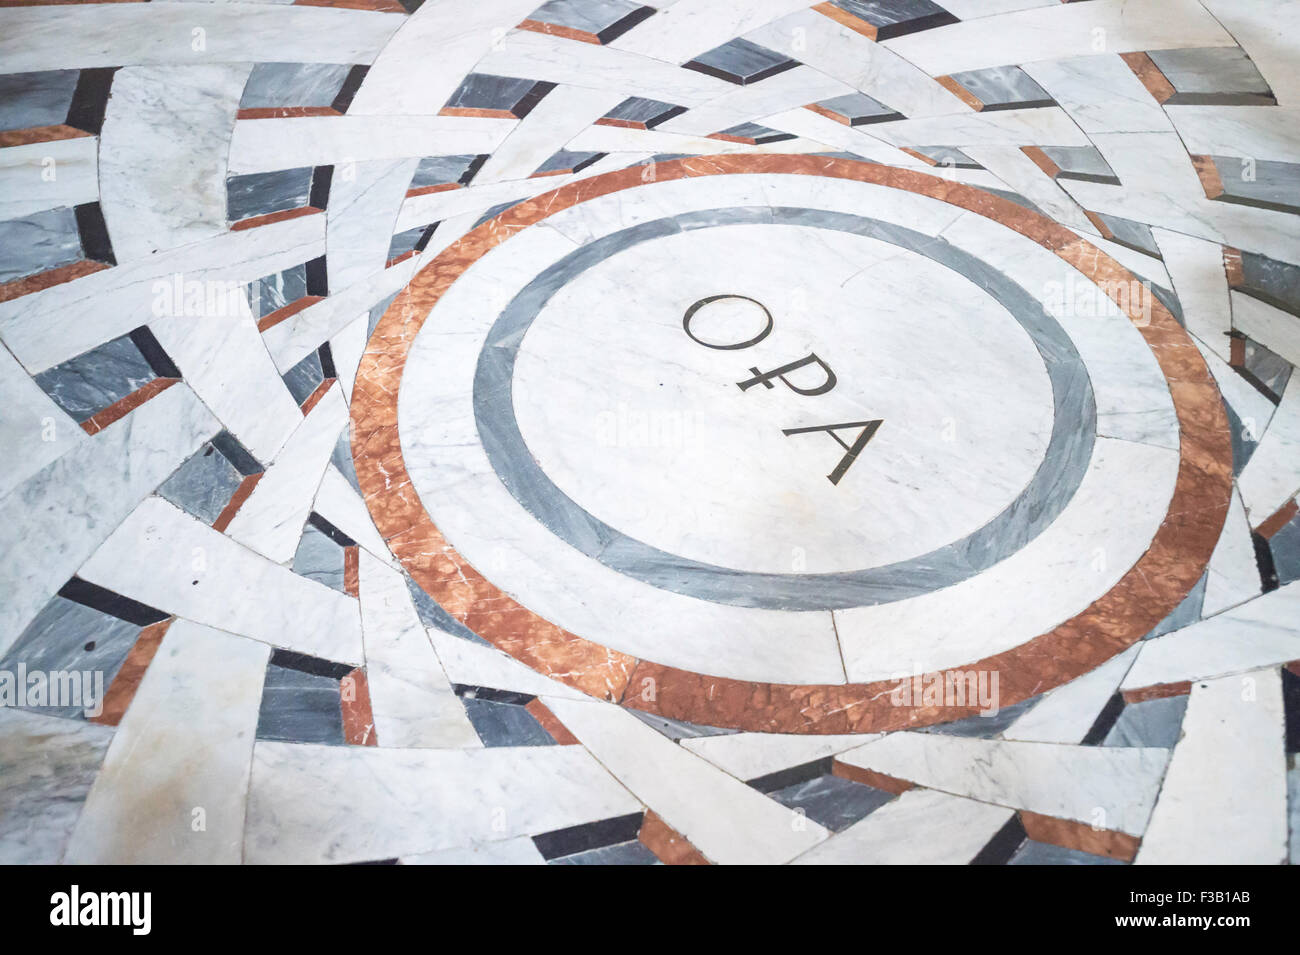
1, 0, 1298, 866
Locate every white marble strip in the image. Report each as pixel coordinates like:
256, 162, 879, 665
325, 158, 418, 293
1238, 374, 1300, 525
681, 732, 880, 783
474, 86, 627, 186
0, 709, 113, 864
0, 341, 87, 498
0, 383, 217, 654
393, 176, 565, 234
358, 550, 481, 749
225, 385, 347, 564
1121, 582, 1300, 692
657, 66, 852, 138
329, 313, 368, 406
961, 144, 1096, 232
757, 108, 927, 165
880, 0, 1234, 76
609, 0, 811, 61
745, 9, 971, 119
543, 697, 830, 864
1234, 290, 1300, 368
868, 107, 1092, 149
1168, 105, 1300, 165
402, 838, 546, 865
1024, 53, 1172, 135
226, 115, 517, 176
1154, 227, 1234, 362
243, 740, 641, 863
0, 3, 404, 75
1200, 0, 1300, 109
0, 212, 325, 375
311, 463, 397, 568
1136, 667, 1288, 864
79, 496, 364, 663
790, 788, 1015, 865
98, 64, 250, 262
1004, 644, 1139, 744
0, 136, 98, 222
837, 733, 1170, 835
425, 626, 588, 702
64, 620, 269, 864
1202, 489, 1265, 617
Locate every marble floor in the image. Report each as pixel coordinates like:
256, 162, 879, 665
1, 0, 1298, 867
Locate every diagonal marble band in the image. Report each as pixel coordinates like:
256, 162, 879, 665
351, 155, 1232, 734
472, 205, 1097, 610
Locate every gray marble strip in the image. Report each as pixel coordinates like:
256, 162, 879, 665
471, 206, 1097, 610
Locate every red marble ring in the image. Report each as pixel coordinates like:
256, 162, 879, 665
350, 154, 1232, 734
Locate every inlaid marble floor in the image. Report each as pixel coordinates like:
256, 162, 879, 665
1, 0, 1299, 866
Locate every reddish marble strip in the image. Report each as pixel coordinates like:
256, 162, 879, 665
343, 545, 360, 597
341, 666, 378, 746
594, 117, 647, 130
899, 146, 938, 166
524, 698, 579, 744
1222, 246, 1244, 287
257, 294, 325, 333
516, 18, 603, 45
812, 0, 877, 39
1228, 330, 1247, 367
0, 124, 93, 148
231, 205, 322, 232
236, 107, 340, 120
387, 250, 416, 268
1122, 680, 1193, 705
935, 75, 984, 111
212, 472, 264, 533
439, 107, 519, 120
80, 378, 179, 436
1021, 145, 1061, 179
300, 377, 336, 416
1190, 154, 1225, 199
637, 811, 712, 865
831, 760, 914, 795
1083, 210, 1115, 240
1019, 810, 1141, 862
89, 617, 173, 727
1286, 661, 1300, 678
1120, 52, 1176, 104
804, 102, 852, 126
0, 259, 109, 304
350, 154, 1233, 734
295, 0, 406, 11
405, 182, 462, 199
1255, 498, 1299, 538
528, 168, 571, 178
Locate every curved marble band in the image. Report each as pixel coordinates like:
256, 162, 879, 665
472, 205, 1097, 610
351, 155, 1231, 734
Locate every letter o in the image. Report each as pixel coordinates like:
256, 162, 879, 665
682, 294, 774, 350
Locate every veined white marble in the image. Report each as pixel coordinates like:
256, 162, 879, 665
79, 497, 364, 664
394, 176, 565, 235
745, 9, 971, 119
324, 158, 418, 293
657, 66, 853, 139
243, 740, 641, 864
1202, 490, 1265, 617
311, 463, 397, 568
425, 627, 588, 703
227, 115, 516, 176
0, 383, 218, 655
1238, 374, 1300, 526
1024, 54, 1173, 136
1121, 582, 1300, 692
225, 385, 348, 564
880, 0, 1233, 76
1167, 105, 1300, 165
98, 64, 249, 262
790, 788, 1014, 865
1003, 645, 1140, 744
0, 709, 113, 864
402, 838, 546, 866
757, 108, 926, 165
0, 341, 87, 498
0, 212, 325, 375
475, 86, 627, 186
608, 0, 811, 61
357, 550, 481, 749
543, 697, 830, 864
868, 107, 1092, 149
0, 3, 403, 74
1233, 290, 1300, 368
1136, 668, 1288, 864
837, 733, 1170, 835
681, 732, 880, 783
64, 620, 269, 864
1200, 0, 1300, 109
329, 313, 369, 406
1154, 228, 1234, 363
0, 136, 98, 222
959, 144, 1095, 233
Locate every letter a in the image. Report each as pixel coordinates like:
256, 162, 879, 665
782, 420, 882, 485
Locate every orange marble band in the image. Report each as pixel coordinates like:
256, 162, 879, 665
350, 154, 1231, 734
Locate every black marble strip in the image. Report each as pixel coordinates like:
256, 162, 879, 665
747, 756, 834, 793
398, 0, 424, 12
460, 153, 489, 185
645, 104, 687, 129
568, 151, 607, 174
66, 67, 117, 134
74, 202, 115, 265
413, 222, 439, 253
513, 81, 556, 119
980, 98, 1056, 112
531, 812, 644, 860
307, 512, 357, 548
330, 66, 370, 114
1281, 667, 1300, 755
211, 429, 264, 476
57, 576, 170, 627
317, 341, 337, 380
1165, 92, 1277, 107
305, 254, 329, 297
309, 165, 334, 211
874, 11, 960, 41
1253, 530, 1281, 594
596, 5, 656, 44
451, 684, 535, 706
1081, 692, 1126, 746
128, 326, 181, 379
269, 648, 354, 680
970, 814, 1027, 865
